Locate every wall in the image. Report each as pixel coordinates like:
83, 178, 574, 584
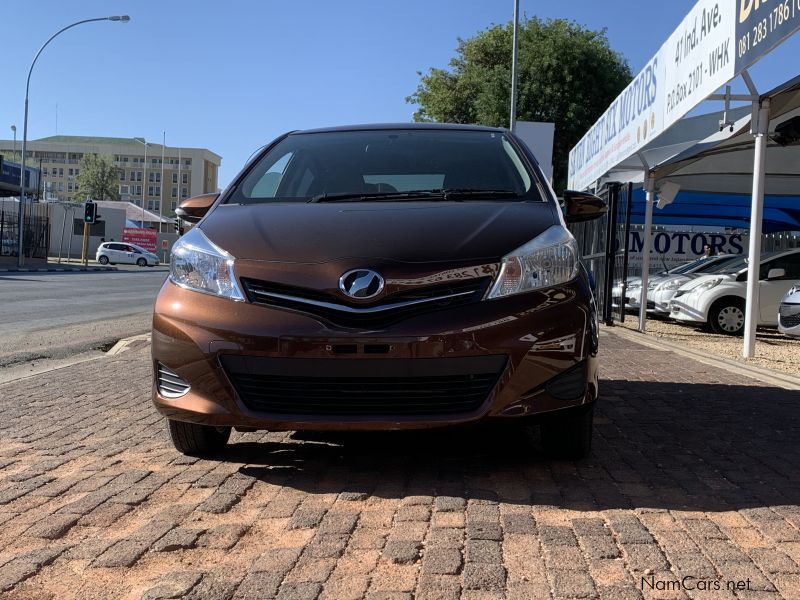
49, 203, 126, 260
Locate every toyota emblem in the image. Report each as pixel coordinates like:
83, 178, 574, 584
339, 269, 385, 299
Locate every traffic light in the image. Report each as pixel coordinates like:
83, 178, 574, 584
84, 201, 97, 224
174, 218, 185, 236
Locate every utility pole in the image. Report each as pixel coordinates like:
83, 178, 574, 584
509, 0, 520, 131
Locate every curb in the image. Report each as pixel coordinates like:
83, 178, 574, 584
0, 332, 151, 385
0, 266, 117, 273
106, 333, 151, 356
604, 326, 800, 391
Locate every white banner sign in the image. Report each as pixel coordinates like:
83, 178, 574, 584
567, 50, 665, 192
663, 0, 737, 131
568, 0, 800, 191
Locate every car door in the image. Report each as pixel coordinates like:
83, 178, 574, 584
105, 243, 122, 263
122, 245, 137, 264
759, 253, 800, 323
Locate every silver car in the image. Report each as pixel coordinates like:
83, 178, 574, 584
778, 283, 800, 337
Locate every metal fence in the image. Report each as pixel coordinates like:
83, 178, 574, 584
569, 182, 632, 326
0, 203, 50, 260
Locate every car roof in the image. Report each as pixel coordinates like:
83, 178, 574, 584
291, 122, 507, 135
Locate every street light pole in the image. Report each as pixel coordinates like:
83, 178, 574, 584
16, 15, 130, 268
134, 137, 149, 227
10, 125, 16, 162
161, 131, 166, 228
509, 0, 520, 131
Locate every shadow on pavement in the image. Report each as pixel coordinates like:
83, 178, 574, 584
220, 378, 800, 512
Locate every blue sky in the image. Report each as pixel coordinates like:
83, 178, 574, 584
3, 0, 798, 186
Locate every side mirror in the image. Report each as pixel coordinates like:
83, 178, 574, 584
562, 190, 608, 223
767, 268, 786, 280
175, 193, 219, 223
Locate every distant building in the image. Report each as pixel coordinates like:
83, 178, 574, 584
0, 136, 222, 215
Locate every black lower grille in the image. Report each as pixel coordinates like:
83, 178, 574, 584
221, 355, 507, 416
779, 304, 800, 328
241, 277, 491, 329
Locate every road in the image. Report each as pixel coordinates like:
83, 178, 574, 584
0, 266, 168, 366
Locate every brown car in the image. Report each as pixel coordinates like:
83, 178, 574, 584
152, 124, 606, 458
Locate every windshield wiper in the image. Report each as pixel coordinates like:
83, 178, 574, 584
308, 190, 446, 203
308, 188, 520, 203
438, 188, 520, 200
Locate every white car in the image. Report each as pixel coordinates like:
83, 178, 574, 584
778, 283, 800, 337
669, 249, 800, 335
613, 255, 739, 314
650, 255, 745, 314
96, 241, 160, 267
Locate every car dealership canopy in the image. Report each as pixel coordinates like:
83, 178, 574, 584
606, 77, 800, 232
568, 0, 800, 358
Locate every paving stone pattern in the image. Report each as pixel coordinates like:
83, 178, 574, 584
0, 331, 799, 599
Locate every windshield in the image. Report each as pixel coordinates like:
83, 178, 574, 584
715, 257, 748, 273
668, 258, 710, 274
699, 255, 745, 273
228, 129, 542, 204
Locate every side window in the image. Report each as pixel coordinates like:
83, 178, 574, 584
770, 253, 800, 279
786, 254, 800, 278
249, 152, 293, 197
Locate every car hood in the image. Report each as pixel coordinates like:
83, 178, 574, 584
200, 201, 558, 263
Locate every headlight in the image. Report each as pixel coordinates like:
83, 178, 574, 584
656, 279, 686, 292
487, 226, 578, 299
689, 278, 724, 295
170, 227, 245, 301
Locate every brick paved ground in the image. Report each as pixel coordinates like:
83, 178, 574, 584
1, 331, 799, 599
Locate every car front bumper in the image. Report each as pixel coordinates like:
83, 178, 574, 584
651, 289, 678, 314
669, 295, 708, 323
151, 277, 599, 431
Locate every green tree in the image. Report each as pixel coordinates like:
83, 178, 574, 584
75, 153, 120, 201
407, 18, 632, 192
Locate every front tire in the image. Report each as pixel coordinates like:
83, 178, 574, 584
709, 298, 745, 335
98, 255, 109, 265
540, 404, 594, 459
137, 257, 147, 267
168, 419, 231, 455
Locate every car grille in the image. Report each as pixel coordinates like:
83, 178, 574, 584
221, 355, 507, 416
240, 277, 491, 329
779, 304, 800, 328
156, 363, 191, 398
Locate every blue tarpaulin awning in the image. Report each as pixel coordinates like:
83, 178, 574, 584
630, 189, 800, 232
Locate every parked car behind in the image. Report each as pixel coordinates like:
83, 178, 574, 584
96, 241, 160, 266
614, 254, 739, 314
778, 283, 800, 337
650, 254, 744, 314
152, 123, 607, 459
669, 249, 800, 335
